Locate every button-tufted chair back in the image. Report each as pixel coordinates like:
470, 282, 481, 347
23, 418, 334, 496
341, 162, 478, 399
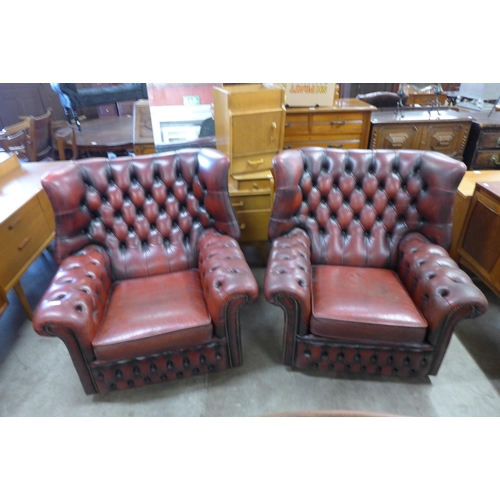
268, 148, 465, 269
42, 148, 240, 280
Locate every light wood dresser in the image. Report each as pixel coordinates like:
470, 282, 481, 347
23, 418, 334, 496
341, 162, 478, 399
0, 153, 58, 318
283, 98, 375, 150
213, 84, 285, 251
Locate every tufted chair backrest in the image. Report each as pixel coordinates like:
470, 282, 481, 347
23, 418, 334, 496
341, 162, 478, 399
42, 148, 240, 280
268, 148, 466, 269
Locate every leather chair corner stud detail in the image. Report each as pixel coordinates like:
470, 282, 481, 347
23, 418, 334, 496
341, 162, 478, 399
264, 148, 488, 377
33, 149, 258, 394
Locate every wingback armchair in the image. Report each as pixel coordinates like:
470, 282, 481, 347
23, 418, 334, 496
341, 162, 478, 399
33, 149, 258, 394
264, 148, 488, 377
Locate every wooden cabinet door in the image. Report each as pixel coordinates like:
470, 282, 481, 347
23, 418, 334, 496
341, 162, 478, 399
370, 124, 421, 149
419, 123, 469, 159
232, 111, 284, 156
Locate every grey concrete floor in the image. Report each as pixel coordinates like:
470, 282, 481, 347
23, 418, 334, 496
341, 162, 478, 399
1, 245, 500, 417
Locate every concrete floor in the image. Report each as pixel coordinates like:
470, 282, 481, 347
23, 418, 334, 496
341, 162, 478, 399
1, 246, 500, 417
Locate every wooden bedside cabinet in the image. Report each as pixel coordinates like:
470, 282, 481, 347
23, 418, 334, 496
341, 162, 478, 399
0, 154, 59, 318
462, 111, 500, 170
213, 84, 285, 252
456, 181, 500, 298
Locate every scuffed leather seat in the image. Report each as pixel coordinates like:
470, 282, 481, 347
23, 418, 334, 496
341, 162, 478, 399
33, 148, 258, 394
264, 147, 488, 377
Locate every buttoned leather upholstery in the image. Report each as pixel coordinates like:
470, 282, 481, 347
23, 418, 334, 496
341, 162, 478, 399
264, 148, 488, 377
33, 149, 258, 394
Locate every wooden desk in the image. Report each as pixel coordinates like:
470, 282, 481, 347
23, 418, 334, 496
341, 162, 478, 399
370, 108, 473, 160
60, 116, 134, 156
456, 181, 500, 298
284, 98, 375, 150
0, 155, 61, 318
450, 170, 500, 260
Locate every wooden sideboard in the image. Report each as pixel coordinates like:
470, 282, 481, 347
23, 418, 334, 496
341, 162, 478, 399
462, 111, 500, 170
283, 98, 375, 150
0, 153, 59, 318
370, 108, 473, 160
456, 181, 500, 298
449, 169, 500, 260
213, 84, 285, 248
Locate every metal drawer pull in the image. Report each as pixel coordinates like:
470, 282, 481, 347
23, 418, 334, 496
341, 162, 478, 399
497, 137, 500, 147
8, 216, 22, 230
285, 122, 291, 127
328, 144, 343, 148
491, 155, 500, 166
247, 158, 264, 166
231, 201, 245, 208
329, 120, 346, 126
239, 223, 246, 230
18, 237, 31, 251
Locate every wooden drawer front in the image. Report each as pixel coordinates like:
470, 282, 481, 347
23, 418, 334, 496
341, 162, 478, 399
230, 192, 272, 211
235, 177, 273, 192
479, 131, 500, 150
473, 150, 500, 169
231, 152, 276, 175
284, 114, 310, 136
311, 112, 364, 136
37, 191, 55, 232
284, 138, 361, 150
0, 196, 51, 288
232, 111, 284, 156
234, 209, 271, 243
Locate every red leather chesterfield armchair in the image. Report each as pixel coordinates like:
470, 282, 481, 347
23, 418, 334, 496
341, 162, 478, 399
264, 148, 488, 377
33, 149, 258, 394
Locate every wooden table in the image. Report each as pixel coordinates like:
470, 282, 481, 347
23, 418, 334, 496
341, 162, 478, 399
59, 116, 134, 156
0, 154, 64, 318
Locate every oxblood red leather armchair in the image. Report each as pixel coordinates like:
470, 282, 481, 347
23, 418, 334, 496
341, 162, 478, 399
33, 149, 258, 394
264, 148, 488, 377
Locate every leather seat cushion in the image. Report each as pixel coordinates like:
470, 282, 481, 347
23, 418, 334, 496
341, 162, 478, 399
93, 270, 213, 362
310, 266, 428, 343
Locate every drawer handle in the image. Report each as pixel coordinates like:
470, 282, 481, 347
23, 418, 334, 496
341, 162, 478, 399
252, 183, 259, 189
231, 201, 245, 208
270, 121, 277, 141
497, 137, 500, 147
239, 223, 246, 230
8, 216, 22, 230
328, 144, 343, 148
491, 154, 500, 166
329, 120, 346, 126
247, 158, 264, 166
285, 122, 291, 128
18, 237, 31, 251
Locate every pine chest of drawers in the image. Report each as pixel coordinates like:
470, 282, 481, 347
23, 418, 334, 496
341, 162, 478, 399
283, 98, 375, 150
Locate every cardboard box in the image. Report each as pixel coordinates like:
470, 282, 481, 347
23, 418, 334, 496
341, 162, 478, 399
279, 83, 336, 107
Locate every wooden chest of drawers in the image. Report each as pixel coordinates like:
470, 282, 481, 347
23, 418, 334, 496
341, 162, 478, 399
213, 84, 285, 250
283, 99, 375, 150
0, 154, 58, 318
462, 111, 500, 170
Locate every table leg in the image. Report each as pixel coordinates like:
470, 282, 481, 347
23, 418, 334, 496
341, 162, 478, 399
13, 281, 33, 320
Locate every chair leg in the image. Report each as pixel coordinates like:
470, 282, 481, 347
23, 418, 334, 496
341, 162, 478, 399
71, 107, 81, 131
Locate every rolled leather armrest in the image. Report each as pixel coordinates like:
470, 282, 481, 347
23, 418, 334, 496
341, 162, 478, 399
397, 233, 488, 348
197, 229, 258, 337
264, 228, 312, 330
33, 245, 112, 362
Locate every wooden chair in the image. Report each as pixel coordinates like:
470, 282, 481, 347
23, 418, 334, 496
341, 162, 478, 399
25, 108, 54, 162
55, 126, 78, 160
0, 117, 31, 161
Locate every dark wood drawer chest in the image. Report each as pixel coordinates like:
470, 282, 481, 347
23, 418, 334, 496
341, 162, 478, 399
462, 111, 500, 170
